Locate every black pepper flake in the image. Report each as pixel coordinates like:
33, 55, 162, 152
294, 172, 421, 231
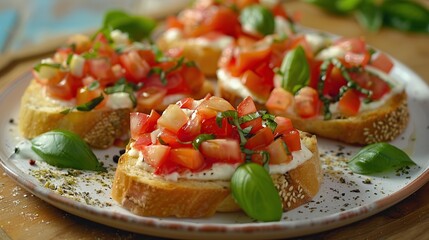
29, 159, 36, 166
113, 155, 120, 163
350, 189, 360, 193
119, 149, 126, 155
9, 118, 14, 124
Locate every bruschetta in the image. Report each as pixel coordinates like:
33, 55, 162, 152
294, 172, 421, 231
111, 96, 321, 219
156, 0, 296, 76
217, 33, 409, 145
19, 30, 214, 148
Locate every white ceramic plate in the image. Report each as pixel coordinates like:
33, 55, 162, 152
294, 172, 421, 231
1, 57, 429, 239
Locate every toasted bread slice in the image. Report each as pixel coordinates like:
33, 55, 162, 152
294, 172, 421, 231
18, 80, 131, 149
111, 132, 321, 218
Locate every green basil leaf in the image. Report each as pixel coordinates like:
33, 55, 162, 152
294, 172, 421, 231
381, 0, 429, 33
348, 142, 416, 174
31, 130, 105, 172
192, 134, 215, 150
280, 46, 310, 94
101, 10, 157, 41
33, 63, 62, 72
355, 0, 383, 32
76, 94, 105, 111
240, 5, 275, 36
231, 163, 282, 222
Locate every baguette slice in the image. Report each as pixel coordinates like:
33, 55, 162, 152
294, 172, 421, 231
19, 80, 130, 149
19, 80, 214, 149
111, 132, 321, 218
217, 72, 409, 145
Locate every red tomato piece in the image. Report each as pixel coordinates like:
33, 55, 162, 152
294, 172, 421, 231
136, 87, 167, 112
338, 89, 361, 116
76, 86, 106, 109
87, 58, 117, 86
156, 129, 192, 149
176, 97, 195, 109
170, 148, 205, 170
157, 104, 189, 133
266, 138, 291, 164
350, 72, 391, 100
180, 64, 205, 93
237, 96, 263, 134
130, 110, 160, 140
282, 129, 301, 152
265, 87, 294, 114
200, 139, 244, 164
241, 70, 272, 99
323, 65, 347, 97
294, 87, 322, 118
370, 52, 394, 74
244, 127, 274, 150
273, 116, 294, 136
119, 50, 150, 83
177, 113, 202, 142
142, 145, 171, 170
234, 46, 272, 75
201, 117, 235, 139
133, 133, 153, 151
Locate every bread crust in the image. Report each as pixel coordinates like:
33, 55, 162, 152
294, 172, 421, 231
111, 133, 321, 218
218, 79, 409, 145
157, 34, 221, 77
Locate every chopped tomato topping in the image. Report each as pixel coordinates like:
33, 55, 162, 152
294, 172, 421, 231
370, 53, 394, 74
237, 96, 263, 134
294, 87, 321, 118
265, 87, 294, 114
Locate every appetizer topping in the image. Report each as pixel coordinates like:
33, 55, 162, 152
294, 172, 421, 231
348, 142, 416, 174
130, 96, 312, 180
218, 33, 403, 119
13, 130, 105, 172
32, 14, 205, 113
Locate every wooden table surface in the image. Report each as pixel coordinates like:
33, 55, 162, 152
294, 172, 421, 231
1, 2, 429, 239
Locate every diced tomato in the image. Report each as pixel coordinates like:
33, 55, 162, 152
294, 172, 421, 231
197, 96, 235, 119
241, 70, 272, 99
33, 66, 65, 87
370, 52, 394, 74
66, 34, 91, 54
323, 65, 347, 97
273, 116, 294, 136
234, 0, 259, 9
200, 139, 244, 163
237, 96, 263, 134
244, 127, 274, 150
136, 87, 168, 113
201, 117, 235, 139
287, 35, 314, 60
44, 74, 82, 100
170, 148, 205, 170
350, 71, 391, 100
266, 138, 291, 164
343, 51, 371, 68
119, 50, 150, 83
232, 46, 272, 76
133, 133, 153, 151
271, 3, 289, 18
166, 16, 184, 30
177, 113, 202, 142
130, 110, 160, 140
180, 64, 205, 93
338, 89, 361, 116
294, 86, 321, 118
281, 129, 301, 152
87, 58, 117, 86
265, 87, 294, 114
142, 145, 171, 170
309, 60, 323, 89
75, 86, 106, 109
156, 129, 192, 148
176, 97, 195, 109
157, 104, 189, 133
335, 37, 370, 67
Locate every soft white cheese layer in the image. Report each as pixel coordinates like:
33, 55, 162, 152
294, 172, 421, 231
130, 142, 313, 182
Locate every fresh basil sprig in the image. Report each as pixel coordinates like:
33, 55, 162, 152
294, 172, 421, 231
305, 0, 429, 33
348, 142, 416, 174
240, 5, 275, 36
279, 46, 310, 95
100, 10, 157, 41
30, 130, 106, 172
231, 162, 282, 222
